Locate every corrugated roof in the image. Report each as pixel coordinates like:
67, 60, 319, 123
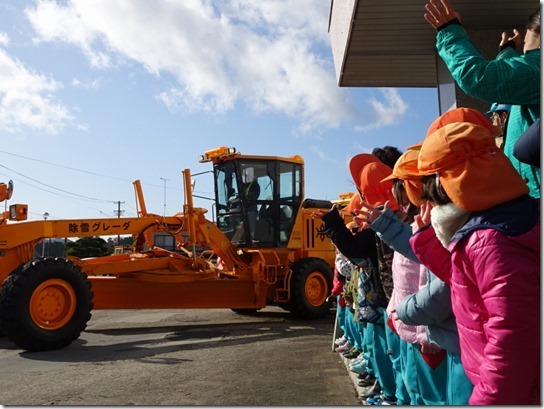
330, 0, 540, 87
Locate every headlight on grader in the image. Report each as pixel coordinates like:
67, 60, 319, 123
9, 204, 28, 221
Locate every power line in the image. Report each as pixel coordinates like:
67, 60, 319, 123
0, 164, 112, 203
0, 149, 133, 183
0, 149, 185, 192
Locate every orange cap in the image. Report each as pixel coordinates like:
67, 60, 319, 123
349, 154, 380, 190
381, 149, 423, 206
418, 122, 528, 211
358, 161, 399, 210
426, 107, 494, 136
405, 141, 423, 151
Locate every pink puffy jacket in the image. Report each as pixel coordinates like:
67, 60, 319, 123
386, 252, 429, 345
411, 217, 540, 405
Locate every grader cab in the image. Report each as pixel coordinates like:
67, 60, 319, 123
0, 147, 337, 352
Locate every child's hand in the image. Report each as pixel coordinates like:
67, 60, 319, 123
355, 200, 389, 225
311, 204, 337, 219
420, 343, 442, 355
413, 201, 432, 233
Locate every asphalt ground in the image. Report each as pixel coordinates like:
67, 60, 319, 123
0, 306, 362, 406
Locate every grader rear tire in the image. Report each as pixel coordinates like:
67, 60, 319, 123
288, 258, 333, 320
0, 258, 93, 352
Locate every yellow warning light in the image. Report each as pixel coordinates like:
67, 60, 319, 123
199, 146, 237, 163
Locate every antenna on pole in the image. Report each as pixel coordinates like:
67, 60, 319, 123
160, 177, 170, 217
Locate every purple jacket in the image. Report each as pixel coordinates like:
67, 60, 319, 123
410, 196, 540, 405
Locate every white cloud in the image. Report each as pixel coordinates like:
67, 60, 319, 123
0, 36, 72, 134
71, 77, 101, 90
25, 0, 408, 134
354, 89, 409, 132
0, 32, 9, 46
310, 145, 339, 164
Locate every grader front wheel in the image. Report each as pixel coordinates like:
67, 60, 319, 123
0, 258, 93, 352
289, 258, 333, 320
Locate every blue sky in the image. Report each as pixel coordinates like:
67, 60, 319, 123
0, 0, 440, 221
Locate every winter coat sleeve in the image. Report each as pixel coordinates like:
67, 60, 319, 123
435, 24, 541, 105
370, 209, 418, 262
513, 118, 540, 168
396, 271, 460, 354
459, 230, 540, 405
409, 226, 452, 285
395, 271, 453, 326
322, 208, 377, 262
331, 267, 344, 297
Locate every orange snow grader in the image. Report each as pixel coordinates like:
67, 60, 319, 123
0, 146, 339, 351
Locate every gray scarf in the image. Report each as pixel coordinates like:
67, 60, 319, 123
430, 203, 471, 248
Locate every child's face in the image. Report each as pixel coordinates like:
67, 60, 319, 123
392, 184, 411, 221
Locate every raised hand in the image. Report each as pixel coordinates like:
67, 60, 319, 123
413, 200, 432, 233
500, 29, 522, 49
354, 200, 390, 225
311, 204, 337, 219
424, 0, 461, 30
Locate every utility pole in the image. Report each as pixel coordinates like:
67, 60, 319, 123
113, 201, 125, 245
160, 177, 170, 217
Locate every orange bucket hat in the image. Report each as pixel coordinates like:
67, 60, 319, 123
425, 107, 494, 136
381, 149, 423, 206
349, 154, 380, 188
418, 122, 528, 211
406, 107, 495, 151
349, 153, 399, 210
358, 161, 399, 211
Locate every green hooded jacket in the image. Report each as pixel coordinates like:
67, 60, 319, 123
436, 23, 540, 198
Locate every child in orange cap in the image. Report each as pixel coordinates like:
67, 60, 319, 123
313, 152, 400, 404
409, 108, 540, 405
358, 149, 473, 405
357, 150, 446, 405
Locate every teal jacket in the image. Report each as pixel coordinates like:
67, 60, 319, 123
436, 23, 540, 198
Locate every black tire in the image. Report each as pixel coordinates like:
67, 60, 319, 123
0, 258, 93, 352
0, 266, 23, 337
288, 258, 333, 320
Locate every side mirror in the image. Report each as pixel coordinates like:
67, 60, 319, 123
0, 180, 13, 203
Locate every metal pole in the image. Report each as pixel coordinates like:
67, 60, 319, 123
331, 300, 340, 352
42, 212, 49, 258
160, 177, 170, 217
113, 201, 125, 245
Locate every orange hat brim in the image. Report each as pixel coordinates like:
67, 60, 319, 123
349, 154, 380, 189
